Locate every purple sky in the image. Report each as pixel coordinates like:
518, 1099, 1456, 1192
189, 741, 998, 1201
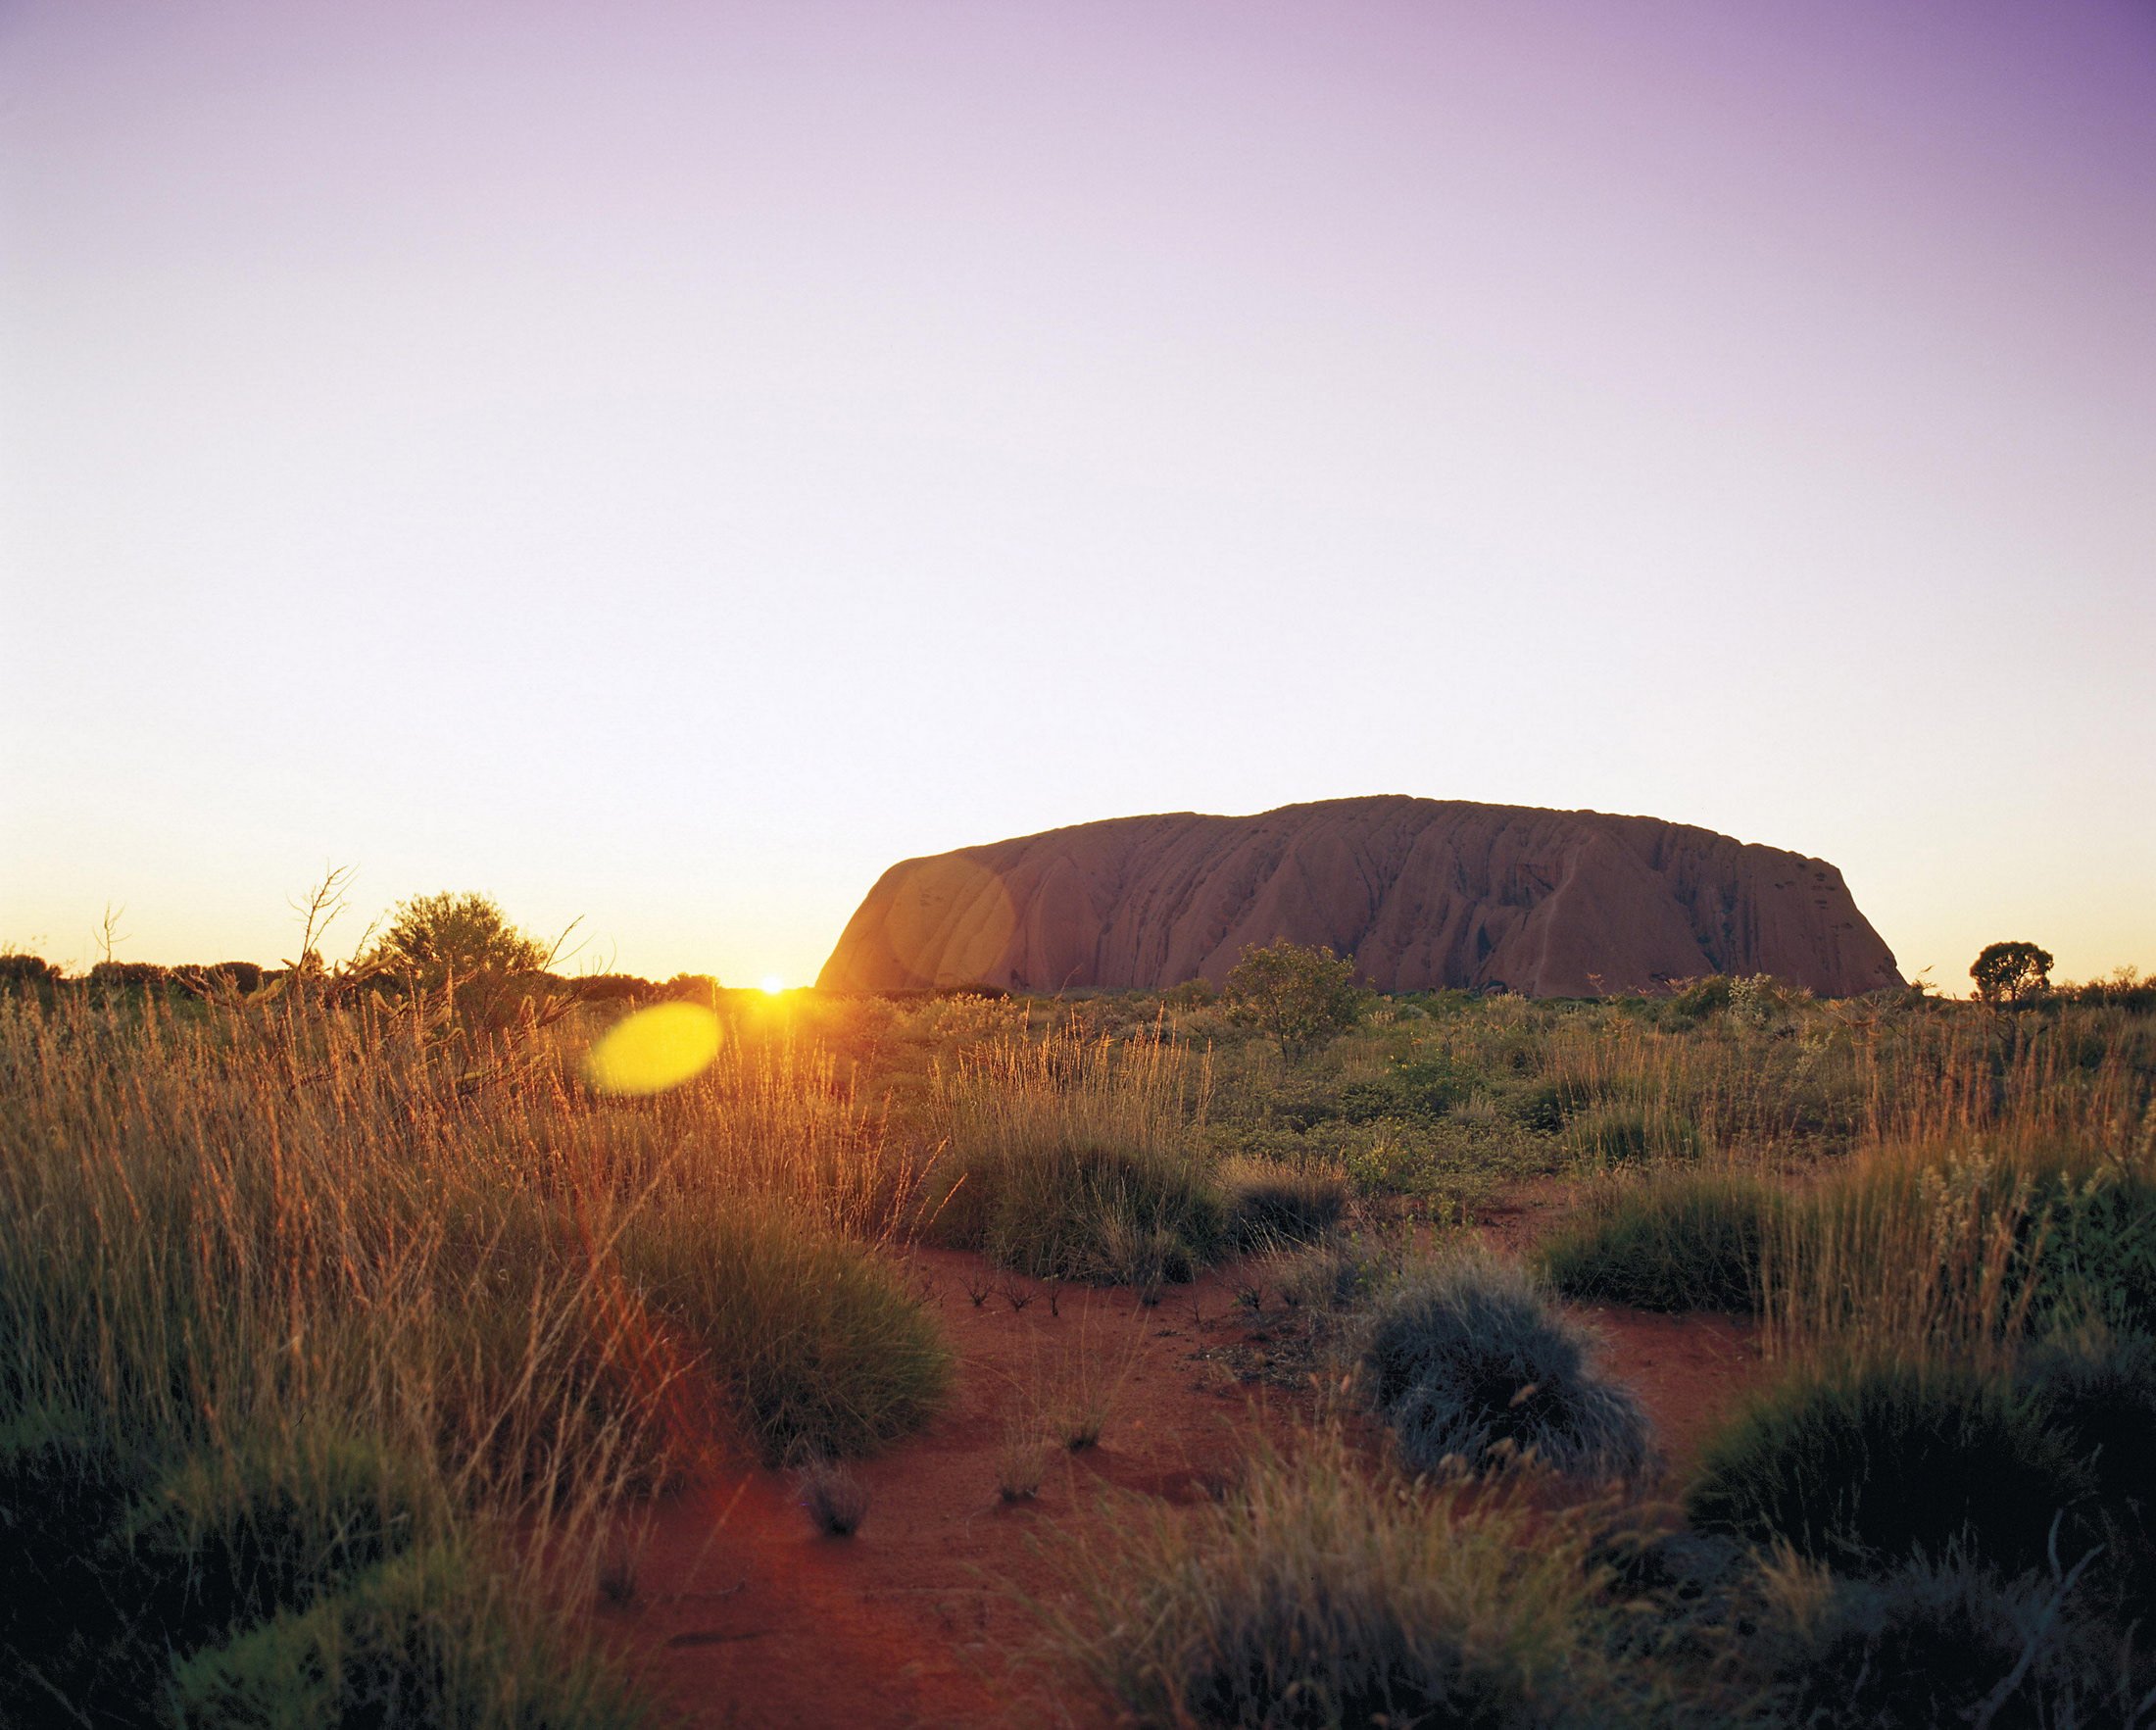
4, 0, 2153, 988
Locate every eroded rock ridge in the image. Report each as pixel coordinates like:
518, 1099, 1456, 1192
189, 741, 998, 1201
817, 797, 1900, 998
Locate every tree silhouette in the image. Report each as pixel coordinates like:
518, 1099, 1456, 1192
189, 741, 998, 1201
1970, 940, 2052, 1006
367, 891, 548, 984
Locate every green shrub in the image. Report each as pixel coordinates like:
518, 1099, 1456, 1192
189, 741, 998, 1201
2024, 1174, 2156, 1339
1161, 977, 1217, 1011
87, 959, 174, 991
1, 1412, 447, 1724
1504, 1082, 1568, 1134
1360, 1255, 1650, 1478
1581, 1513, 1752, 1672
1338, 1059, 1472, 1124
1538, 1170, 1779, 1312
1271, 1235, 1392, 1313
1033, 1433, 1614, 1730
170, 1544, 646, 1729
1687, 1356, 2094, 1577
1667, 976, 1734, 1019
618, 1205, 952, 1462
172, 961, 267, 994
1223, 940, 1365, 1063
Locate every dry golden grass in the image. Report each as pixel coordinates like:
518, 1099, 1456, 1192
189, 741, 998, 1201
0, 985, 952, 1722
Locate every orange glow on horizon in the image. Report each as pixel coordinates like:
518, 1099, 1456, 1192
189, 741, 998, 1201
760, 974, 786, 996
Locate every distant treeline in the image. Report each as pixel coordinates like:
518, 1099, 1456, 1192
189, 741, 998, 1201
0, 955, 726, 1004
3, 953, 2149, 1013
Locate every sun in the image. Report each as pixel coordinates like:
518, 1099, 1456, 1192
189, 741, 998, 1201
760, 974, 786, 996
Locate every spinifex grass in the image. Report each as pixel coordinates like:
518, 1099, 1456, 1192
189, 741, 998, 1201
1758, 1132, 2155, 1366
1687, 1351, 2095, 1579
918, 1021, 1229, 1281
1029, 1429, 1625, 1730
0, 987, 951, 1723
1359, 1252, 1651, 1479
1539, 1165, 1783, 1313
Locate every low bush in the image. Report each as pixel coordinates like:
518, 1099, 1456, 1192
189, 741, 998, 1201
617, 1205, 952, 1462
1269, 1234, 1392, 1314
1582, 1512, 1753, 1675
1687, 1355, 2094, 1578
116, 1428, 430, 1649
1033, 1433, 1615, 1730
0, 1404, 158, 1722
1747, 1552, 2141, 1730
172, 960, 267, 994
1504, 1081, 1568, 1134
1338, 1059, 1473, 1124
1667, 976, 1735, 1019
2020, 1327, 2156, 1600
171, 1544, 646, 1729
0, 953, 60, 989
1217, 1157, 1348, 1248
572, 972, 660, 1004
87, 959, 173, 991
2, 1410, 449, 1723
1538, 1169, 1779, 1312
1561, 1104, 1701, 1166
921, 1137, 1226, 1285
1359, 1254, 1651, 1478
2023, 1172, 2156, 1339
1763, 1146, 2156, 1363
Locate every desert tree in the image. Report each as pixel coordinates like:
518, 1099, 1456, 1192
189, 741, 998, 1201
1223, 938, 1366, 1063
1970, 941, 2053, 1007
365, 890, 554, 985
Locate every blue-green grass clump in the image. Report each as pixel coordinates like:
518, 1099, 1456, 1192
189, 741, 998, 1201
1360, 1254, 1651, 1478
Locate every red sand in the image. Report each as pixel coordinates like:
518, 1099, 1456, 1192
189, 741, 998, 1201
598, 1245, 1772, 1728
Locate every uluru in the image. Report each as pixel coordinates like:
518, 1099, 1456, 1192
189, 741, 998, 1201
817, 797, 1901, 998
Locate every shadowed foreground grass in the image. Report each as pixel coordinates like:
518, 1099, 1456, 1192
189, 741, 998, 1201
5, 969, 2152, 1725
0, 989, 950, 1724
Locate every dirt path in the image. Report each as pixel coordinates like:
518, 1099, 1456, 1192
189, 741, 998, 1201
604, 1253, 1309, 1728
600, 1225, 1772, 1727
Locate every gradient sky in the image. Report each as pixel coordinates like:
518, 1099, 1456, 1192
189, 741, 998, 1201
4, 0, 2152, 991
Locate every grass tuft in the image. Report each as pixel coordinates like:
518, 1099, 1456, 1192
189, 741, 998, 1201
616, 1205, 952, 1464
1538, 1168, 1779, 1312
1359, 1253, 1651, 1478
1030, 1432, 1617, 1730
796, 1459, 870, 1537
1217, 1156, 1349, 1248
171, 1543, 648, 1729
1747, 1550, 2140, 1730
1687, 1353, 2094, 1578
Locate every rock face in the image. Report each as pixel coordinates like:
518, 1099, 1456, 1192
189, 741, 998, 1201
817, 798, 1900, 998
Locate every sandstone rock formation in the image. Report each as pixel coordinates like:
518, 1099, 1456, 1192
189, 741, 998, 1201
817, 798, 1900, 998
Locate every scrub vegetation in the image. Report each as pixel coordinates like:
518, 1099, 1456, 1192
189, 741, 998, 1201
4, 927, 2153, 1725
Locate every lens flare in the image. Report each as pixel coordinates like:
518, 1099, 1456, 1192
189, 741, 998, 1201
583, 1001, 721, 1096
